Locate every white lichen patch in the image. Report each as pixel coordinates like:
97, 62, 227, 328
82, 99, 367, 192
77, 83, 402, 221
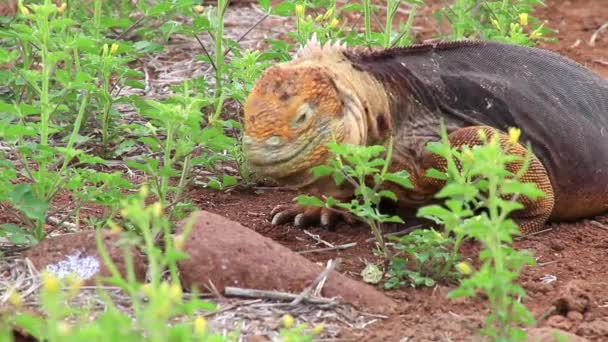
45, 251, 101, 280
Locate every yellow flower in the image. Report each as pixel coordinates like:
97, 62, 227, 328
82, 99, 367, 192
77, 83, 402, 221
141, 283, 154, 297
322, 8, 334, 20
41, 272, 61, 294
508, 127, 521, 145
173, 234, 185, 251
456, 262, 472, 275
530, 27, 544, 39
295, 4, 304, 17
519, 13, 528, 26
282, 314, 294, 328
58, 3, 67, 14
312, 324, 324, 334
110, 43, 119, 55
329, 18, 339, 28
58, 322, 72, 335
7, 290, 22, 307
107, 220, 123, 234
168, 283, 182, 302
491, 19, 500, 30
193, 316, 207, 333
152, 202, 163, 218
140, 185, 149, 198
66, 275, 83, 298
19, 4, 30, 15
193, 5, 204, 13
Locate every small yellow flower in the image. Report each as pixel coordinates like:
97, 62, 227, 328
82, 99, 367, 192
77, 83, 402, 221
107, 220, 123, 234
19, 5, 30, 15
140, 185, 149, 198
7, 290, 22, 307
282, 314, 294, 328
329, 18, 339, 28
433, 230, 444, 241
110, 43, 119, 55
530, 27, 544, 39
193, 316, 207, 333
193, 5, 204, 13
152, 202, 163, 218
58, 3, 67, 14
141, 283, 154, 297
491, 19, 500, 30
173, 234, 185, 251
168, 283, 182, 302
519, 13, 529, 26
508, 127, 521, 145
456, 262, 472, 275
41, 272, 61, 294
66, 275, 83, 298
58, 322, 72, 335
312, 324, 324, 334
295, 4, 304, 17
322, 8, 334, 20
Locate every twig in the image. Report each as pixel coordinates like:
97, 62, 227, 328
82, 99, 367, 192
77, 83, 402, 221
517, 227, 553, 240
192, 34, 217, 73
297, 242, 357, 254
590, 220, 608, 231
593, 59, 608, 66
291, 258, 341, 306
364, 224, 422, 242
224, 286, 337, 305
222, 13, 270, 57
589, 21, 608, 46
535, 305, 556, 326
303, 229, 334, 248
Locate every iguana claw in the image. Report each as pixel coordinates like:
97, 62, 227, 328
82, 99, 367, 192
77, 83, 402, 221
270, 204, 354, 229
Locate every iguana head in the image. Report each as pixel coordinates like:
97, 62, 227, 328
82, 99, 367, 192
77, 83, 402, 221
243, 64, 354, 187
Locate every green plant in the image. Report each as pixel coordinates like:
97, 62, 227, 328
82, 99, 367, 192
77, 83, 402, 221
2, 186, 231, 341
418, 124, 542, 341
385, 228, 460, 288
435, 0, 553, 45
297, 137, 412, 259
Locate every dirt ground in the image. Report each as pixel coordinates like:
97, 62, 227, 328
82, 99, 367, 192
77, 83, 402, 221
185, 1, 608, 340
2, 0, 608, 341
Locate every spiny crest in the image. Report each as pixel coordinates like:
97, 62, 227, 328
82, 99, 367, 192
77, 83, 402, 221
293, 32, 348, 60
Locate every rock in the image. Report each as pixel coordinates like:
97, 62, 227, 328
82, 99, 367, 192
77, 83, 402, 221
576, 319, 608, 337
547, 315, 573, 331
527, 327, 589, 342
567, 311, 584, 322
176, 211, 397, 314
24, 230, 147, 285
553, 280, 591, 314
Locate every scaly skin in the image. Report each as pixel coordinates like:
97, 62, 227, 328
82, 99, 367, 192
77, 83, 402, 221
243, 38, 608, 234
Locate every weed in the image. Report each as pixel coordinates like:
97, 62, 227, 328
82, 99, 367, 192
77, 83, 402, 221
420, 124, 542, 340
297, 137, 412, 259
435, 0, 554, 45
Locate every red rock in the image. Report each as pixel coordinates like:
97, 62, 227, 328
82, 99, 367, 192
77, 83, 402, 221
176, 211, 397, 314
24, 230, 146, 285
527, 327, 589, 342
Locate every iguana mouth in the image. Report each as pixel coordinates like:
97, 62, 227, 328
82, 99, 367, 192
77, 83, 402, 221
245, 121, 336, 181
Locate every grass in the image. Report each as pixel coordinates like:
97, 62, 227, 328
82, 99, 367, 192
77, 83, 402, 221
0, 0, 553, 340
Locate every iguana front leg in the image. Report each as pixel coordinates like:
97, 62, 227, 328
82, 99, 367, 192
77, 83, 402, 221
418, 125, 555, 234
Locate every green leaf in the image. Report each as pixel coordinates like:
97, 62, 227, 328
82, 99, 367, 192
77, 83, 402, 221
9, 184, 48, 223
295, 195, 325, 208
384, 170, 412, 189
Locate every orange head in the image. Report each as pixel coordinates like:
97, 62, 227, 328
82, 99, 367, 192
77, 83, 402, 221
243, 65, 347, 186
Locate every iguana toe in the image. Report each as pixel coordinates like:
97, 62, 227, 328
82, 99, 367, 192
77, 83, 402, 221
270, 204, 353, 229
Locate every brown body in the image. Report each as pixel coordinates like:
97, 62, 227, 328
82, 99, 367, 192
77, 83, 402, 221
243, 39, 608, 233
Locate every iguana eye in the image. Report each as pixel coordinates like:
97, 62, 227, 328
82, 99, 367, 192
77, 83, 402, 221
291, 103, 314, 129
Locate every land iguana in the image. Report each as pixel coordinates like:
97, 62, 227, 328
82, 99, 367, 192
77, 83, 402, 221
242, 36, 608, 234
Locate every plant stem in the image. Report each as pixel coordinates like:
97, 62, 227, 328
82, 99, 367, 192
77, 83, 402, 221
160, 124, 174, 206
363, 0, 372, 44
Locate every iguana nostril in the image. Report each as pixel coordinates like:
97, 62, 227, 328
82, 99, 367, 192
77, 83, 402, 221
265, 135, 284, 147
